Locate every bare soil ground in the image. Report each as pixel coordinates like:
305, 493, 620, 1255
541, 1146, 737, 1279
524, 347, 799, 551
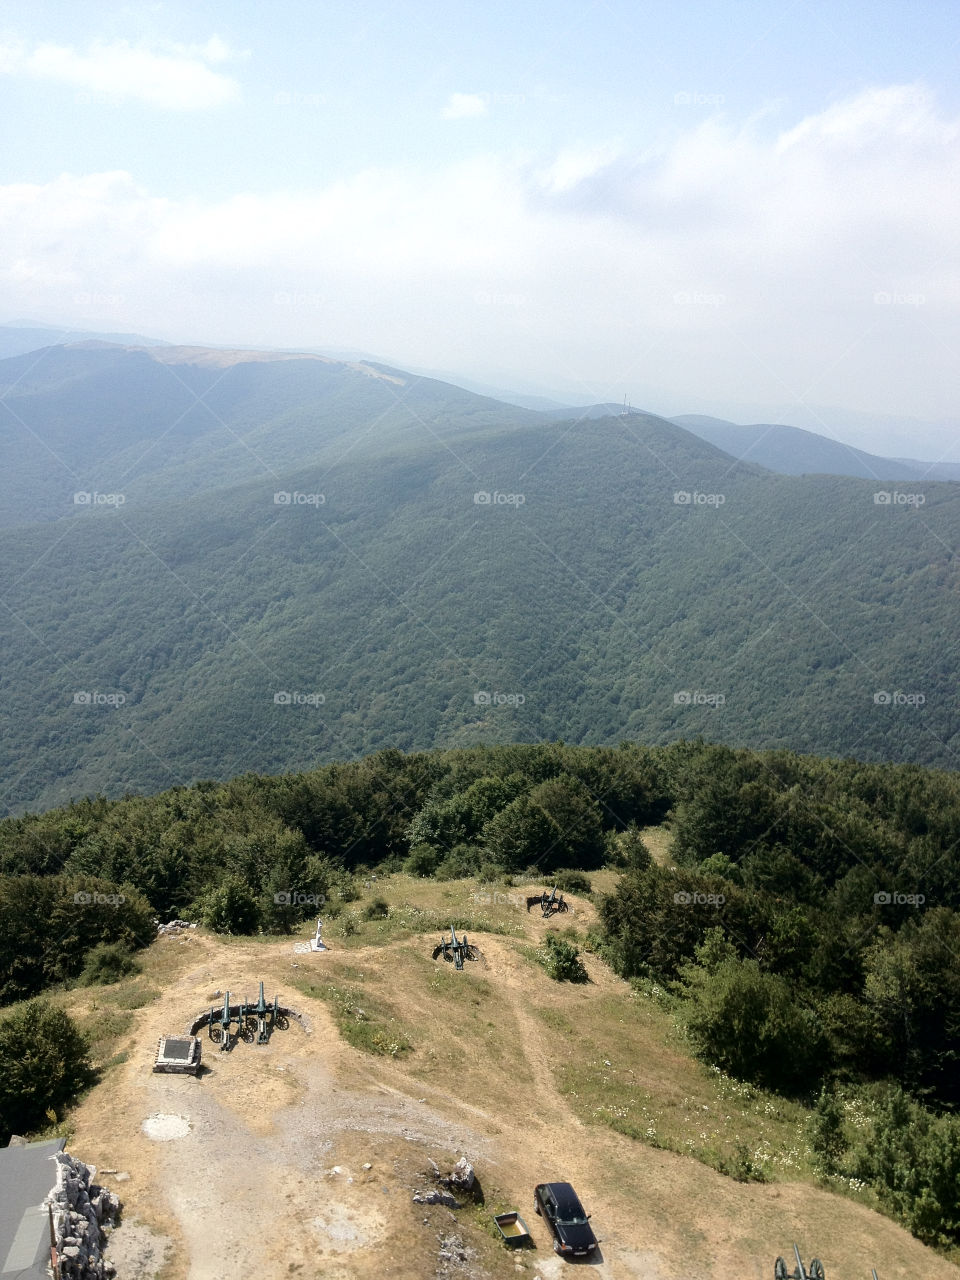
64, 878, 960, 1280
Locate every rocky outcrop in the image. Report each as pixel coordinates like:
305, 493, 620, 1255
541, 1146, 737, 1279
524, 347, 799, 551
46, 1152, 121, 1280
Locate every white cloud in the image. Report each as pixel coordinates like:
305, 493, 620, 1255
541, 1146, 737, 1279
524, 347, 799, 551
0, 85, 957, 440
0, 36, 242, 109
440, 92, 488, 120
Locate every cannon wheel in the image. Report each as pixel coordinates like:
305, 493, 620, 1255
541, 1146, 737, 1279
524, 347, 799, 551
810, 1262, 825, 1280
275, 1014, 289, 1030
557, 899, 569, 913
209, 1026, 223, 1043
775, 1259, 788, 1280
240, 1025, 255, 1043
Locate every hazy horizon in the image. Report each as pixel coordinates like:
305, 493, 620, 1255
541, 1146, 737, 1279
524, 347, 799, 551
1, 0, 958, 458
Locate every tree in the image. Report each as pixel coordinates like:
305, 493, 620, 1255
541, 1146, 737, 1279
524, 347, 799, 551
808, 1085, 846, 1178
195, 875, 261, 934
0, 1000, 92, 1144
681, 955, 826, 1094
480, 795, 561, 874
528, 775, 606, 870
610, 825, 653, 872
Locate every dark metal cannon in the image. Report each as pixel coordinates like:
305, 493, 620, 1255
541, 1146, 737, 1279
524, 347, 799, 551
208, 991, 237, 1052
526, 886, 568, 917
432, 925, 481, 970
244, 980, 289, 1044
775, 1245, 825, 1280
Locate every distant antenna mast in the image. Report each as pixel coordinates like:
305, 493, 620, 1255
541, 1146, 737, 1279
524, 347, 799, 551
620, 395, 629, 417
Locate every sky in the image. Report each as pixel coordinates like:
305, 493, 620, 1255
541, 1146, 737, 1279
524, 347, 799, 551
1, 0, 959, 456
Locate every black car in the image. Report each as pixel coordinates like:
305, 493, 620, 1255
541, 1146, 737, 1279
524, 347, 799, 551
534, 1181, 599, 1257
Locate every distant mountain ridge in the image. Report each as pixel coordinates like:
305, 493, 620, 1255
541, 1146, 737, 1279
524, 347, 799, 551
0, 340, 543, 528
671, 414, 960, 483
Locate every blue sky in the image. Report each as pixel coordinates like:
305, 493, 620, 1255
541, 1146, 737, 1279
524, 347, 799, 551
2, 0, 959, 453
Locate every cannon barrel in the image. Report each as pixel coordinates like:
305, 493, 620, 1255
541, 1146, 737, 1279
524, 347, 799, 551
257, 980, 267, 1015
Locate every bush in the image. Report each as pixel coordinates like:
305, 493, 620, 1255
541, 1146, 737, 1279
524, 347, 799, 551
364, 898, 389, 920
0, 1000, 92, 1144
195, 876, 261, 934
680, 956, 826, 1095
404, 844, 441, 877
435, 844, 482, 879
80, 942, 141, 986
553, 870, 593, 895
608, 826, 653, 872
855, 1087, 960, 1247
808, 1085, 847, 1179
539, 933, 588, 983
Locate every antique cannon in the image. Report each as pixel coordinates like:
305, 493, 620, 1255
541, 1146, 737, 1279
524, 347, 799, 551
526, 886, 568, 917
244, 980, 289, 1044
208, 991, 237, 1052
432, 925, 481, 970
775, 1245, 825, 1280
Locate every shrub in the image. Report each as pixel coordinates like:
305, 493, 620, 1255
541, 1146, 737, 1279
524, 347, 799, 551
540, 933, 588, 983
79, 942, 141, 986
195, 876, 261, 934
404, 844, 441, 877
0, 1000, 92, 1144
553, 870, 593, 895
364, 898, 389, 920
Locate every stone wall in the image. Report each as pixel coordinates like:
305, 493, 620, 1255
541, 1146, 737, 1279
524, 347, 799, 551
46, 1151, 121, 1280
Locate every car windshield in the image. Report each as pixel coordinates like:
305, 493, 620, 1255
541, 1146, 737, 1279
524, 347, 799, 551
557, 1207, 588, 1225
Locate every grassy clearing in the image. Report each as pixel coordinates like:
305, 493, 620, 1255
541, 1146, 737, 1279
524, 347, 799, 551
99, 979, 161, 1010
299, 872, 583, 950
292, 977, 414, 1057
639, 824, 675, 867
